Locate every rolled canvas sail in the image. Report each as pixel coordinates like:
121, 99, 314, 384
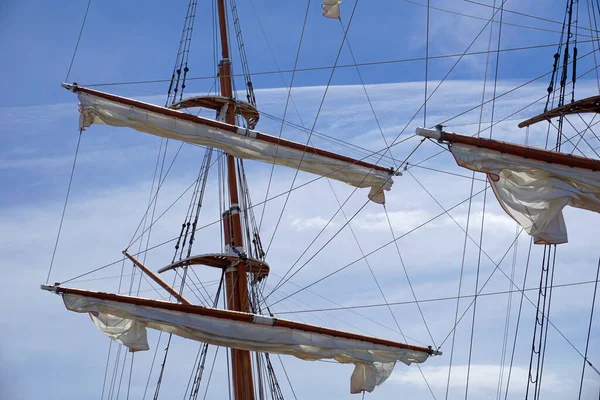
63, 292, 429, 393
450, 143, 600, 244
72, 86, 396, 204
322, 0, 342, 19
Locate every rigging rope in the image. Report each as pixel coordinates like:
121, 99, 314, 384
166, 0, 198, 105
229, 0, 257, 109
262, 0, 362, 259
444, 1, 501, 393
503, 237, 533, 399
257, 0, 311, 233
82, 40, 591, 89
64, 0, 92, 82
46, 130, 83, 284
578, 257, 600, 399
466, 5, 505, 397
267, 187, 487, 307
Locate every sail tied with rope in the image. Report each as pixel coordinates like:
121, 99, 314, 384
322, 0, 343, 19
42, 285, 435, 394
66, 84, 398, 204
417, 127, 600, 244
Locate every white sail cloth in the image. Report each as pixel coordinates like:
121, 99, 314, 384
450, 143, 600, 244
322, 0, 342, 19
63, 293, 428, 393
76, 91, 395, 204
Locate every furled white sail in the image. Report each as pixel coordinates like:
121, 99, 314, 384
72, 86, 397, 204
322, 0, 342, 19
450, 143, 600, 244
63, 292, 429, 393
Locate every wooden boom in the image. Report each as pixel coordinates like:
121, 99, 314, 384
518, 95, 600, 128
41, 285, 439, 356
416, 127, 600, 171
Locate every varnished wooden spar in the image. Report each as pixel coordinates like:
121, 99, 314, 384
40, 285, 438, 355
62, 83, 393, 174
518, 95, 600, 128
169, 96, 260, 129
158, 253, 270, 280
416, 127, 600, 171
122, 251, 191, 305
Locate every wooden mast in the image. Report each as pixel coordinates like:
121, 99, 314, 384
216, 0, 256, 399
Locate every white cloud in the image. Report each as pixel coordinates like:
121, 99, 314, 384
289, 215, 337, 231
391, 364, 570, 399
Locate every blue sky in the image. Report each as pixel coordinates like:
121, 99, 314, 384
2, 0, 600, 399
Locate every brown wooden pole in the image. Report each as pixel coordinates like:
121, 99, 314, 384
65, 84, 393, 174
42, 285, 435, 354
122, 252, 191, 305
437, 130, 600, 171
216, 0, 255, 398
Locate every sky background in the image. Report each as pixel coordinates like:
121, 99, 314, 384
1, 0, 600, 399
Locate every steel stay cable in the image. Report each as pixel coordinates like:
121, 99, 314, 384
382, 203, 438, 348
65, 0, 92, 82
464, 0, 593, 29
262, 187, 373, 305
405, 0, 599, 38
262, 0, 362, 257
445, 1, 499, 393
340, 18, 398, 164
436, 239, 599, 372
437, 46, 600, 127
496, 219, 520, 399
263, 139, 426, 303
466, 5, 505, 396
324, 176, 425, 343
263, 282, 373, 338
503, 237, 533, 400
266, 271, 431, 344
535, 246, 558, 399
586, 0, 600, 93
266, 186, 488, 308
46, 131, 83, 284
570, 114, 599, 155
128, 151, 224, 250
257, 0, 311, 232
385, 0, 510, 154
390, 59, 600, 184
257, 109, 398, 165
438, 230, 523, 349
126, 140, 185, 249
261, 280, 437, 396
577, 256, 600, 399
276, 279, 598, 314
82, 40, 597, 88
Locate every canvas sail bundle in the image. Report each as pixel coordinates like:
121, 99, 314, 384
417, 127, 600, 244
58, 290, 430, 393
322, 0, 343, 19
66, 84, 397, 204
